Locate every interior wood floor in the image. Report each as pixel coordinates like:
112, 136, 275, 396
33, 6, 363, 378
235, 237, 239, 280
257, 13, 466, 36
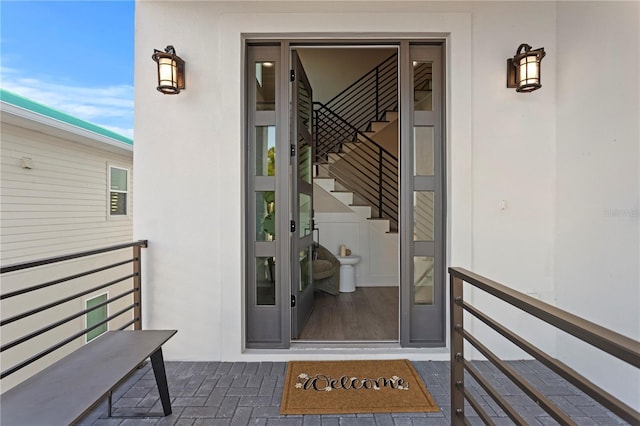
297, 286, 399, 341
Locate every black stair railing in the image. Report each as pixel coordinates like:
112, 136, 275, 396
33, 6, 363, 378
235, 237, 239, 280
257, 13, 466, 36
314, 102, 398, 230
312, 52, 400, 230
324, 52, 398, 131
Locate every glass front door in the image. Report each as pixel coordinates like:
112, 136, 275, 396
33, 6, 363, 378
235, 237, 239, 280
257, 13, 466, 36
245, 40, 446, 349
290, 49, 315, 339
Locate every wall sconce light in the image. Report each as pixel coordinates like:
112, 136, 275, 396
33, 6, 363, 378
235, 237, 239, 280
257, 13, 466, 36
151, 45, 185, 94
507, 43, 546, 93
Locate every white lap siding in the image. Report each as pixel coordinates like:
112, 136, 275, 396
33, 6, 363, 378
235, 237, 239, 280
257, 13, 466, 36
1, 123, 133, 263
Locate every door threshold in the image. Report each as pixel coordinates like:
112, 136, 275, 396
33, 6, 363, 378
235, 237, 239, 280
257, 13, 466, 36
241, 344, 450, 361
291, 340, 400, 349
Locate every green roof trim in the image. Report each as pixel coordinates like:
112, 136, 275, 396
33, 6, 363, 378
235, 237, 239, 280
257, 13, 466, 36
0, 88, 133, 146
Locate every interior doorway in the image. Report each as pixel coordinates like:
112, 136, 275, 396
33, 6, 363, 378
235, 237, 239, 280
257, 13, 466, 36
291, 46, 400, 342
245, 40, 445, 349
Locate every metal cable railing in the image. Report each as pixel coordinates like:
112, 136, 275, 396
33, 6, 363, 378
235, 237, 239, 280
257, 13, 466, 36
449, 267, 640, 425
0, 241, 147, 380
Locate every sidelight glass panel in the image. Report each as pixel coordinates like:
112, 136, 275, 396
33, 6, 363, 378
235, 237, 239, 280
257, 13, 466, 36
256, 126, 276, 176
256, 191, 276, 241
299, 193, 312, 237
414, 127, 435, 176
413, 191, 435, 241
299, 248, 312, 292
414, 256, 434, 305
413, 62, 433, 111
255, 62, 276, 111
256, 257, 276, 305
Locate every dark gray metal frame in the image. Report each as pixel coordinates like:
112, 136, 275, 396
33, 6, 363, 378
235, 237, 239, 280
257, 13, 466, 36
400, 42, 447, 347
245, 44, 291, 348
245, 37, 448, 349
449, 267, 640, 425
290, 49, 316, 339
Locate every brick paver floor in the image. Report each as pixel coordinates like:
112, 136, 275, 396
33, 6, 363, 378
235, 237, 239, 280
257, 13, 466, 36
78, 360, 629, 425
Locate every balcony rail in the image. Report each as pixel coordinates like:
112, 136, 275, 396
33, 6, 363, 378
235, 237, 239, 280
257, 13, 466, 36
0, 240, 148, 381
449, 267, 640, 425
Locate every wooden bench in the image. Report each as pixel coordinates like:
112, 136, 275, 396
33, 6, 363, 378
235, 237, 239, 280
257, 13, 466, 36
1, 329, 177, 426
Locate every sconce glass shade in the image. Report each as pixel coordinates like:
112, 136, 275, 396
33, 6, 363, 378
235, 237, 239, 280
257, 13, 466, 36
152, 46, 185, 94
507, 43, 546, 93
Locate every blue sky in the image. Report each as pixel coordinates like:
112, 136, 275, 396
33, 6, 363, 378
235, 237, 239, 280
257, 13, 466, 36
1, 1, 135, 138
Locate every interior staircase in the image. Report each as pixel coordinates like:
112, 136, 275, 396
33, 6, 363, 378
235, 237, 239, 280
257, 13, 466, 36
312, 52, 400, 232
311, 52, 434, 236
314, 110, 399, 233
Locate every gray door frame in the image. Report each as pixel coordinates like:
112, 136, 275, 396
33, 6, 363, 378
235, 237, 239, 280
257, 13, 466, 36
245, 44, 292, 349
400, 42, 446, 346
245, 38, 446, 349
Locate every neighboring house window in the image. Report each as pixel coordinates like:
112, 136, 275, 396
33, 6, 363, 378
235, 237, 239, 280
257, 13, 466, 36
86, 293, 108, 342
109, 166, 128, 216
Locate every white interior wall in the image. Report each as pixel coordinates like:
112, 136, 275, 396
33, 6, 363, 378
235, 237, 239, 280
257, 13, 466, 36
297, 48, 396, 104
555, 1, 640, 410
314, 183, 400, 287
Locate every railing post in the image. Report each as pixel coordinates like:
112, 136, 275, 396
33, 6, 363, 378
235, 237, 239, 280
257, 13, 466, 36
375, 67, 380, 120
314, 108, 318, 159
450, 272, 465, 425
378, 148, 383, 218
133, 240, 146, 330
313, 108, 318, 175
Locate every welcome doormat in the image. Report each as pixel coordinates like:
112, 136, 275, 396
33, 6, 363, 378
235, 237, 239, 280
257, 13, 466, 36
280, 359, 440, 415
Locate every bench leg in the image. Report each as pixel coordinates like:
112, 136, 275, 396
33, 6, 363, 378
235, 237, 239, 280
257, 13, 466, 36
150, 347, 172, 416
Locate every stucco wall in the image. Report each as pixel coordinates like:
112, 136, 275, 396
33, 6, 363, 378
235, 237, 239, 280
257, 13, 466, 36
555, 0, 640, 411
134, 0, 638, 408
135, 1, 473, 362
466, 0, 558, 361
